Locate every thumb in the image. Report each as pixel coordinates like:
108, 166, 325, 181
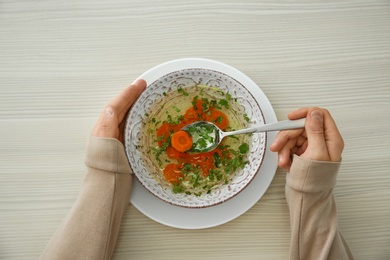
96, 106, 119, 139
303, 109, 330, 161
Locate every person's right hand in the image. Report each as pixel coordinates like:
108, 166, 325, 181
270, 107, 344, 171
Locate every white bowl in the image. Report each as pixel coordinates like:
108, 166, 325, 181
125, 59, 267, 208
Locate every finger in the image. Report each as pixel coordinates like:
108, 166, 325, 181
270, 128, 305, 152
278, 138, 297, 167
91, 79, 146, 139
118, 115, 127, 143
109, 79, 147, 122
296, 135, 307, 147
296, 140, 308, 156
303, 109, 330, 161
287, 107, 310, 120
322, 109, 344, 161
91, 116, 103, 137
95, 106, 120, 138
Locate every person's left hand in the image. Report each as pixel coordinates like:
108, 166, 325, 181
91, 79, 146, 143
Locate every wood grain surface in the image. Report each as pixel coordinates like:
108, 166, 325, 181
1, 0, 389, 259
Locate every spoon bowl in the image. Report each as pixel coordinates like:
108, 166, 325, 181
182, 118, 306, 153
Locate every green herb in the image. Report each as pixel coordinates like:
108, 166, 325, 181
214, 116, 223, 124
244, 114, 250, 123
228, 135, 239, 140
188, 123, 217, 152
239, 143, 249, 154
215, 170, 223, 181
160, 136, 171, 150
188, 125, 197, 133
217, 90, 225, 96
201, 98, 211, 112
219, 99, 229, 109
173, 106, 181, 112
153, 134, 172, 163
173, 183, 185, 193
213, 153, 221, 167
166, 115, 174, 125
181, 163, 195, 175
218, 144, 230, 150
197, 138, 207, 148
208, 170, 215, 181
191, 173, 200, 188
226, 92, 232, 101
174, 115, 184, 124
192, 95, 199, 110
228, 149, 239, 156
177, 86, 189, 96
166, 114, 183, 125
209, 99, 220, 109
224, 155, 247, 174
157, 134, 165, 142
151, 147, 163, 163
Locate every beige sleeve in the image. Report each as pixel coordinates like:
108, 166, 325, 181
286, 155, 354, 260
40, 136, 132, 260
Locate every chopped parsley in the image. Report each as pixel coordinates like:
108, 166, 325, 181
239, 143, 249, 154
244, 114, 250, 123
219, 99, 229, 109
148, 85, 251, 196
177, 86, 189, 96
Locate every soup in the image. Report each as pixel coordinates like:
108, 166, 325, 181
142, 85, 251, 196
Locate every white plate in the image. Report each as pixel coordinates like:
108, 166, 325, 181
129, 58, 278, 229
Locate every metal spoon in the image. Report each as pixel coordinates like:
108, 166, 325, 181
181, 118, 306, 153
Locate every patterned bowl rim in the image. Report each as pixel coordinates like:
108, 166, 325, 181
125, 68, 266, 208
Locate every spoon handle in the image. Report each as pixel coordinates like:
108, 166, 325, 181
224, 118, 306, 136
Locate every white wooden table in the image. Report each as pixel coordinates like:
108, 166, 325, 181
1, 1, 389, 259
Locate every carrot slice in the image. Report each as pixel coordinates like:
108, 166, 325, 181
184, 107, 199, 120
171, 130, 193, 152
166, 146, 190, 160
190, 153, 214, 176
163, 163, 182, 183
204, 110, 229, 130
193, 98, 204, 113
156, 123, 173, 146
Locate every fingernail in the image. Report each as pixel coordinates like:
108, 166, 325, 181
279, 154, 284, 163
131, 78, 146, 87
310, 110, 323, 121
131, 79, 141, 86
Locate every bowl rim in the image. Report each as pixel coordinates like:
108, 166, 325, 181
125, 58, 278, 227
126, 67, 266, 208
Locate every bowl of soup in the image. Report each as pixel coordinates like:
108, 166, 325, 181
125, 59, 267, 208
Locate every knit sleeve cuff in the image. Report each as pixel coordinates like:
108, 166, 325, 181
286, 155, 341, 193
84, 135, 132, 174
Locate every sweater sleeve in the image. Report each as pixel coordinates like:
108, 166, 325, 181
286, 155, 354, 260
40, 136, 132, 260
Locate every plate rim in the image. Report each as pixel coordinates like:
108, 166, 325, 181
129, 58, 278, 229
